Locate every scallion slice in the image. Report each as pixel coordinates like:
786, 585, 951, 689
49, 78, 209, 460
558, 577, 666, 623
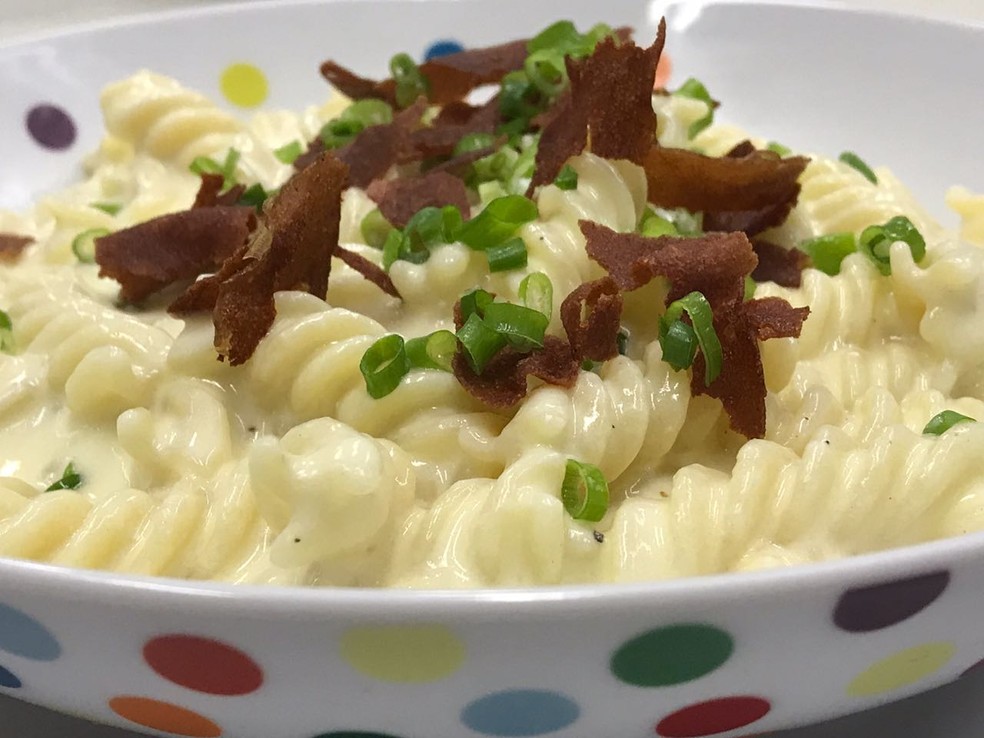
616, 327, 629, 356
923, 410, 975, 436
383, 205, 462, 270
639, 209, 679, 238
237, 183, 269, 210
390, 52, 430, 108
743, 275, 756, 302
659, 291, 723, 384
767, 141, 792, 157
519, 272, 553, 322
524, 49, 568, 97
45, 462, 83, 492
561, 459, 609, 522
486, 237, 528, 272
482, 301, 549, 350
406, 330, 457, 372
554, 164, 578, 191
361, 208, 396, 250
859, 216, 925, 276
839, 151, 878, 184
274, 140, 303, 165
801, 232, 857, 276
91, 202, 122, 216
459, 288, 496, 323
454, 132, 496, 157
321, 100, 394, 148
72, 228, 110, 264
673, 77, 715, 139
0, 309, 13, 353
360, 334, 411, 399
456, 195, 538, 251
189, 148, 240, 188
456, 313, 508, 373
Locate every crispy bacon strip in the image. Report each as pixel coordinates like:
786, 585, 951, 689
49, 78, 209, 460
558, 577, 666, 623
410, 95, 502, 159
366, 170, 470, 229
335, 246, 400, 298
334, 98, 427, 187
751, 239, 808, 288
95, 207, 255, 303
192, 173, 246, 209
0, 233, 33, 263
170, 153, 348, 365
560, 277, 623, 362
529, 19, 666, 192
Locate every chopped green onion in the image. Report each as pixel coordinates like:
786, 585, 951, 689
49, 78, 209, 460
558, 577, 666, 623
554, 164, 579, 191
616, 327, 629, 356
486, 237, 528, 272
381, 229, 404, 270
659, 291, 723, 384
45, 462, 83, 492
361, 208, 396, 250
801, 232, 857, 276
390, 52, 430, 108
0, 309, 13, 353
406, 330, 457, 372
499, 71, 543, 125
478, 180, 509, 204
456, 195, 538, 250
237, 183, 269, 210
519, 272, 553, 322
524, 49, 568, 97
482, 302, 549, 350
744, 275, 756, 301
859, 216, 925, 276
274, 140, 303, 165
360, 334, 411, 399
639, 209, 680, 238
189, 148, 240, 188
72, 228, 110, 264
454, 132, 496, 157
673, 77, 715, 139
528, 20, 582, 54
321, 100, 394, 148
839, 151, 878, 184
561, 459, 609, 522
383, 205, 462, 270
456, 313, 508, 373
91, 202, 122, 216
924, 410, 976, 436
647, 207, 702, 237
459, 288, 496, 323
767, 141, 792, 157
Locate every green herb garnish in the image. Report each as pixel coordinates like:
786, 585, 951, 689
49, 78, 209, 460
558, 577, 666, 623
360, 334, 411, 399
923, 411, 975, 436
45, 462, 83, 492
561, 459, 609, 522
839, 151, 878, 184
658, 291, 723, 384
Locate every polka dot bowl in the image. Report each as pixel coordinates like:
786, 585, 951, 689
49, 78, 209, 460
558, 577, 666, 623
2, 1, 984, 737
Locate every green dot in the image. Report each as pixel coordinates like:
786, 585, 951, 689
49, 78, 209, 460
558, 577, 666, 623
611, 624, 734, 687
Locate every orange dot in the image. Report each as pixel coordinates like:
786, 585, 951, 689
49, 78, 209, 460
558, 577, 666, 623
654, 53, 673, 90
109, 696, 222, 737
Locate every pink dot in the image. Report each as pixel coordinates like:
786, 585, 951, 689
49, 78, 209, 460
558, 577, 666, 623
26, 104, 77, 150
656, 697, 771, 737
144, 635, 263, 696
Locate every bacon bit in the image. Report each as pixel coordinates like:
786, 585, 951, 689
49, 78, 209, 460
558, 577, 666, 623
335, 246, 400, 298
642, 146, 809, 214
170, 153, 348, 365
0, 233, 33, 263
751, 239, 808, 288
410, 96, 502, 159
293, 138, 326, 172
580, 220, 807, 438
95, 207, 255, 303
560, 277, 623, 361
319, 61, 397, 106
366, 170, 470, 229
192, 174, 246, 209
452, 335, 578, 408
426, 142, 500, 177
334, 98, 427, 188
529, 19, 666, 192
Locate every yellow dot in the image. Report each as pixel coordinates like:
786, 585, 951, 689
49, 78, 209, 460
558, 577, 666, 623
340, 625, 465, 683
220, 63, 269, 108
847, 642, 955, 697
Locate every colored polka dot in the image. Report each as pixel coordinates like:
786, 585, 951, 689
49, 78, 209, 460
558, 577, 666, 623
0, 603, 61, 661
25, 104, 77, 150
654, 53, 673, 89
341, 625, 464, 683
220, 63, 269, 108
109, 696, 221, 738
833, 570, 950, 632
611, 624, 734, 687
656, 697, 771, 737
461, 689, 580, 737
143, 635, 263, 696
847, 642, 955, 697
425, 39, 465, 61
0, 664, 21, 689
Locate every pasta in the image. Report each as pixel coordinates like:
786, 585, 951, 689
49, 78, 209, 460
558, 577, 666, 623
3, 23, 984, 590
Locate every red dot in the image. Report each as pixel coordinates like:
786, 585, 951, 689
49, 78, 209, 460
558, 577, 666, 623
143, 635, 263, 696
656, 697, 771, 737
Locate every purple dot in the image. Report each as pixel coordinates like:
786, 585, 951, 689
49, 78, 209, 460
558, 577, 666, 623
833, 570, 950, 633
0, 664, 21, 689
425, 40, 464, 61
26, 104, 77, 150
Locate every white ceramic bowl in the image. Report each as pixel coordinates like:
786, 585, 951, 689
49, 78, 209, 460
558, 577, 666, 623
2, 2, 984, 737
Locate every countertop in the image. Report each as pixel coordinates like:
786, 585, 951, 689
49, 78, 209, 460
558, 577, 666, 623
1, 1, 983, 737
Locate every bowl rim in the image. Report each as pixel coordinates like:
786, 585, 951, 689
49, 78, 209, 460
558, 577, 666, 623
2, 0, 984, 613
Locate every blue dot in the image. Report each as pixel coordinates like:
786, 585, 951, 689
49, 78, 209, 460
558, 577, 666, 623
0, 664, 21, 689
0, 603, 61, 661
461, 689, 580, 737
424, 40, 464, 61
